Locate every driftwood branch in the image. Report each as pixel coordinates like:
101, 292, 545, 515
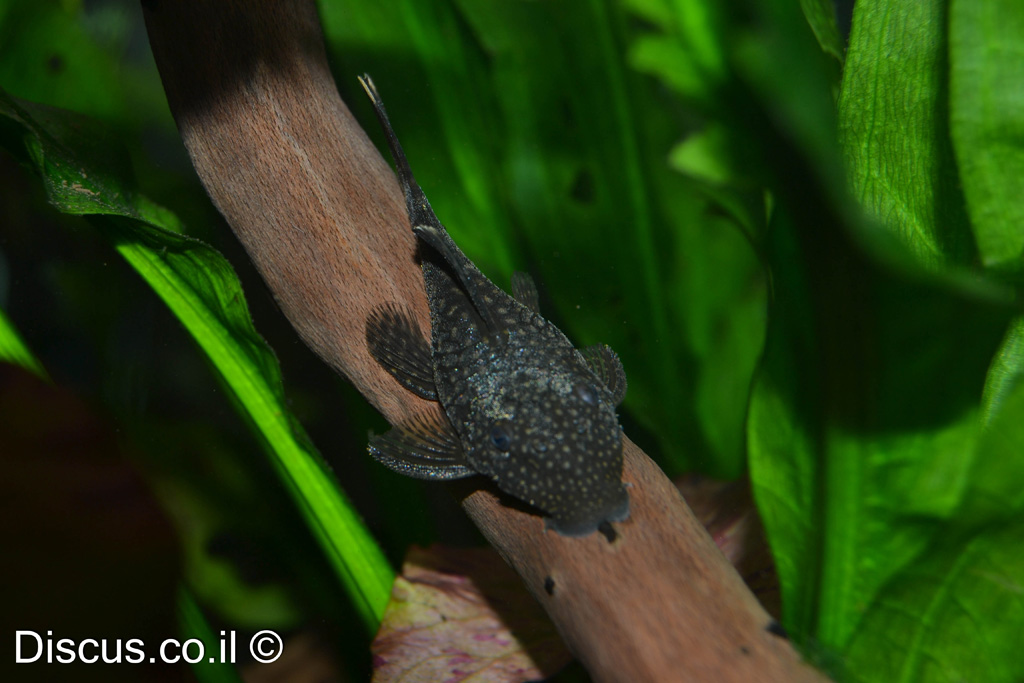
142, 1, 827, 681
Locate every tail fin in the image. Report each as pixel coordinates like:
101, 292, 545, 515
358, 75, 441, 233
358, 75, 502, 333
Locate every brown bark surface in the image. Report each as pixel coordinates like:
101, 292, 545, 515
143, 2, 829, 681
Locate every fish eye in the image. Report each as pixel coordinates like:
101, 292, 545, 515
490, 425, 511, 451
574, 383, 598, 405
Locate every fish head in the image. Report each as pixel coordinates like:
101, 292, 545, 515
467, 363, 630, 537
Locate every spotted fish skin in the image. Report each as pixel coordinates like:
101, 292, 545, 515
359, 75, 629, 537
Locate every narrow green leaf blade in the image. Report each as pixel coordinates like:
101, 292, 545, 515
981, 316, 1024, 427
0, 305, 48, 379
107, 229, 393, 628
799, 0, 844, 63
178, 588, 246, 683
0, 90, 394, 631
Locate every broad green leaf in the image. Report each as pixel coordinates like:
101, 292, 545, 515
627, 0, 846, 480
0, 305, 48, 379
838, 0, 974, 269
0, 90, 393, 632
617, 2, 1022, 669
745, 0, 1024, 674
949, 0, 1024, 268
394, 0, 518, 278
748, 204, 1011, 651
747, 213, 821, 638
844, 522, 1024, 683
676, 212, 766, 465
666, 140, 766, 249
660, 0, 725, 81
623, 0, 726, 80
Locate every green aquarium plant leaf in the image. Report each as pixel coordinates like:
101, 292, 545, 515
628, 33, 716, 104
321, 0, 516, 279
980, 315, 1024, 428
745, 1, 1024, 679
838, 0, 974, 269
621, 0, 854, 478
799, 0, 844, 64
0, 89, 393, 632
949, 0, 1024, 269
748, 204, 1014, 656
843, 522, 1024, 683
609, 3, 1024, 672
843, 373, 1024, 682
622, 0, 727, 106
668, 124, 741, 187
0, 305, 48, 380
959, 366, 1024, 528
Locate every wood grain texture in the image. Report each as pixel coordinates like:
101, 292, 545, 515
143, 1, 829, 681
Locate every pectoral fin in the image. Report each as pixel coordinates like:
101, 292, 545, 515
582, 344, 627, 405
368, 410, 474, 480
510, 271, 540, 314
366, 304, 437, 400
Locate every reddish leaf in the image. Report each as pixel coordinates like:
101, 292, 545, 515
0, 364, 183, 682
372, 476, 778, 683
372, 545, 571, 683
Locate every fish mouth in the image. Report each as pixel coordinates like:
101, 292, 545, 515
603, 488, 630, 523
546, 485, 630, 538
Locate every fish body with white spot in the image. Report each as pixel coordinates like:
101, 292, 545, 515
359, 76, 629, 537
